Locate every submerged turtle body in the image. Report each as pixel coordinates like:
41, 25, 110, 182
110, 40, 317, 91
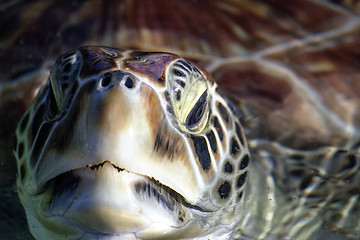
0, 0, 360, 239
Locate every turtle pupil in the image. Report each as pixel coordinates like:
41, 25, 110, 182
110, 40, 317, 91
186, 92, 207, 128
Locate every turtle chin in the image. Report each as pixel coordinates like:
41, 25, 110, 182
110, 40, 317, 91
40, 161, 202, 238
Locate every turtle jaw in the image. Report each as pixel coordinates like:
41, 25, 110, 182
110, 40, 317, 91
41, 161, 198, 236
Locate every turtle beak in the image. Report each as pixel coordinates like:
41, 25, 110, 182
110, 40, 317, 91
50, 161, 153, 234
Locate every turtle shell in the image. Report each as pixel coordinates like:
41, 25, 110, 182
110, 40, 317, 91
1, 0, 360, 239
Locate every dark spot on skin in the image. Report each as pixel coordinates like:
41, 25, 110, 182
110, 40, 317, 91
218, 181, 231, 199
289, 154, 304, 161
70, 81, 79, 97
19, 111, 30, 133
237, 172, 247, 188
47, 85, 60, 119
177, 60, 192, 72
63, 63, 72, 73
341, 154, 357, 172
31, 122, 52, 167
176, 79, 186, 88
153, 120, 181, 160
176, 63, 189, 73
224, 162, 233, 173
226, 99, 239, 116
206, 130, 217, 154
17, 142, 24, 160
174, 89, 181, 101
167, 105, 174, 115
191, 135, 211, 171
194, 67, 201, 75
238, 191, 243, 200
212, 117, 223, 141
231, 137, 240, 156
299, 175, 314, 191
157, 76, 165, 83
239, 154, 250, 170
173, 69, 186, 78
329, 213, 342, 223
31, 103, 46, 142
334, 149, 348, 157
154, 134, 162, 152
135, 183, 175, 211
154, 134, 172, 158
215, 87, 225, 98
290, 169, 305, 178
164, 91, 170, 101
20, 165, 25, 181
235, 122, 245, 146
217, 102, 229, 124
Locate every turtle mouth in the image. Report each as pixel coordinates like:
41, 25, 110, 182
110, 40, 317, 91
42, 161, 202, 219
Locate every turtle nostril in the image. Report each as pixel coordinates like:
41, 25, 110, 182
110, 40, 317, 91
99, 73, 112, 88
124, 77, 135, 89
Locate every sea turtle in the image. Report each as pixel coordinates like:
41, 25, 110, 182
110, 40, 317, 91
1, 0, 360, 239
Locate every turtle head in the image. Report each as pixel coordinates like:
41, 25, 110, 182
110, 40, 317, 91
15, 46, 250, 239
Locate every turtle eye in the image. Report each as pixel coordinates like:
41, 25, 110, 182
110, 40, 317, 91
166, 59, 210, 134
186, 92, 207, 129
49, 50, 81, 114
